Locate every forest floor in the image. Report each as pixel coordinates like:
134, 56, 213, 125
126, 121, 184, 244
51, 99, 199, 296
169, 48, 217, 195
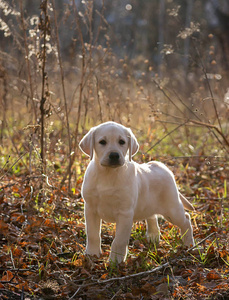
0, 151, 229, 299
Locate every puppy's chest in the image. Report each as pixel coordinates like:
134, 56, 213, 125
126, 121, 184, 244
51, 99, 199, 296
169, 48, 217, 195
91, 184, 126, 205
85, 174, 127, 199
84, 182, 130, 222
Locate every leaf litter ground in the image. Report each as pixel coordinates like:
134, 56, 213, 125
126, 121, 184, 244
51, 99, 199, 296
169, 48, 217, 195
0, 156, 229, 299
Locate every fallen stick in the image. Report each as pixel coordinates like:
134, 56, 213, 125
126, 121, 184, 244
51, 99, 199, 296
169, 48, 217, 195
187, 232, 217, 252
69, 260, 171, 299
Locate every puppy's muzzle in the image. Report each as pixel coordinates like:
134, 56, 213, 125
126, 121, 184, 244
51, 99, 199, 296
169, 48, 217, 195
101, 151, 123, 168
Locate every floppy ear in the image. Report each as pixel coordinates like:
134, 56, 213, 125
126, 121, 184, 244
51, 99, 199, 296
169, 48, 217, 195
79, 127, 95, 160
127, 128, 139, 161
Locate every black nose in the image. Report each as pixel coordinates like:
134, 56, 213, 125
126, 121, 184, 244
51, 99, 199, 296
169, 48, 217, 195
109, 152, 120, 161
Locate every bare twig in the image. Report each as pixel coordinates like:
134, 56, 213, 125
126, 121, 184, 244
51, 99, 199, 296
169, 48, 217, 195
19, 0, 37, 122
146, 121, 188, 153
69, 261, 171, 298
69, 287, 81, 300
187, 232, 217, 252
0, 151, 28, 181
188, 119, 229, 149
0, 155, 10, 175
10, 250, 15, 269
42, 173, 56, 189
152, 78, 184, 115
97, 261, 170, 283
60, 1, 87, 187
193, 41, 223, 133
40, 0, 49, 174
51, 0, 72, 193
0, 66, 7, 144
70, 253, 199, 297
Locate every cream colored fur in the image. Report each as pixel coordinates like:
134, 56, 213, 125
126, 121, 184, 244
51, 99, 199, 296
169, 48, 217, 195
79, 121, 195, 263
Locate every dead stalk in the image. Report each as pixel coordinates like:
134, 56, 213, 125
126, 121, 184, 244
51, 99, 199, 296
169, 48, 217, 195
0, 151, 28, 181
0, 66, 7, 143
60, 0, 87, 187
19, 0, 37, 122
51, 0, 72, 192
188, 119, 229, 149
193, 41, 223, 133
146, 121, 188, 153
40, 0, 49, 174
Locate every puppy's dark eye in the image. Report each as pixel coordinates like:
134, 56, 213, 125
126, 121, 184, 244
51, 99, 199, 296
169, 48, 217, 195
99, 140, 107, 145
119, 139, 125, 145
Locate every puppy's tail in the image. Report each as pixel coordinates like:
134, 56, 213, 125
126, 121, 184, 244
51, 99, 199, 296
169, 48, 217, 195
179, 193, 195, 211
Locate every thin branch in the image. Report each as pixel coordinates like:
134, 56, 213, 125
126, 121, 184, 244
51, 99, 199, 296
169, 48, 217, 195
188, 119, 229, 149
70, 261, 171, 298
40, 0, 48, 174
19, 0, 37, 122
187, 232, 217, 252
193, 41, 223, 133
70, 254, 197, 297
97, 262, 170, 283
152, 78, 184, 115
60, 1, 87, 187
51, 0, 72, 192
0, 155, 10, 175
0, 151, 28, 181
146, 121, 188, 153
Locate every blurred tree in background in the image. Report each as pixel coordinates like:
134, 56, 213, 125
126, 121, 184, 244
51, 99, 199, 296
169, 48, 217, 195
0, 0, 228, 172
1, 0, 229, 75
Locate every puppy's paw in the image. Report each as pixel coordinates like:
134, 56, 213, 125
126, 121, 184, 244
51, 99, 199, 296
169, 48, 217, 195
146, 233, 160, 245
183, 236, 195, 248
109, 243, 128, 264
85, 247, 101, 258
109, 251, 125, 264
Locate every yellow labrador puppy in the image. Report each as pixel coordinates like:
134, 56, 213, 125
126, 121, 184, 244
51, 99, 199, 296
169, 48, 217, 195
79, 121, 195, 263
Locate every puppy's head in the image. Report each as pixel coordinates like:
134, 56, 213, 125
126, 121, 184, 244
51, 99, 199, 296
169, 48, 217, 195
79, 121, 139, 168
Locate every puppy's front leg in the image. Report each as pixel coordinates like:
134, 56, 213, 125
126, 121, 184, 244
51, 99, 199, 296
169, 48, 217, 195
110, 215, 133, 264
85, 203, 102, 257
146, 215, 160, 244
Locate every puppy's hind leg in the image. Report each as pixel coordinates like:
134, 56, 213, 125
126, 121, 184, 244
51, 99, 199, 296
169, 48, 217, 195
165, 208, 194, 247
181, 212, 195, 247
146, 215, 160, 244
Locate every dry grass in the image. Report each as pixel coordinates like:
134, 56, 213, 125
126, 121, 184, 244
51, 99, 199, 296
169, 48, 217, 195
0, 1, 229, 299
